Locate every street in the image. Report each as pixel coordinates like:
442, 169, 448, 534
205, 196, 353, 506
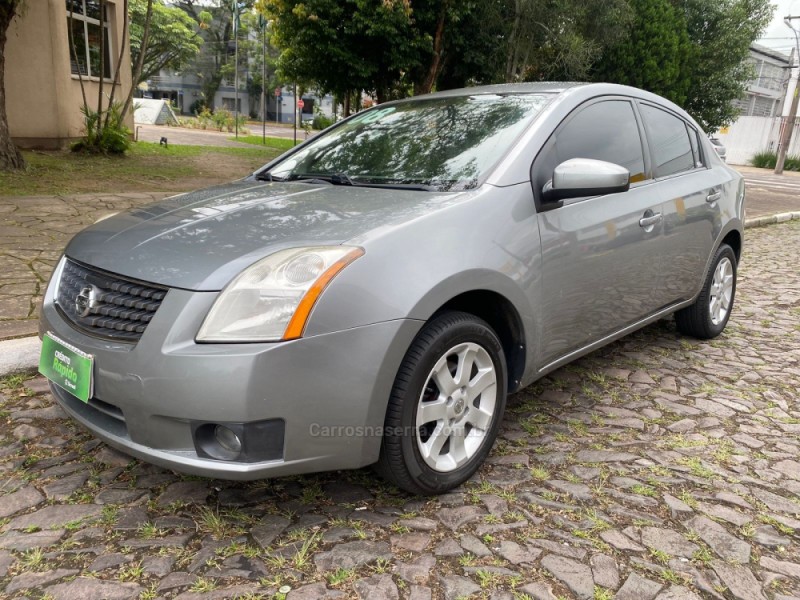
0, 220, 798, 598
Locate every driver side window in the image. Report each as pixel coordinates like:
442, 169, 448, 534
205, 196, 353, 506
534, 100, 647, 202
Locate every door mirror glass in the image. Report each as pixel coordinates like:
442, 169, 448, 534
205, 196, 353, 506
542, 158, 630, 204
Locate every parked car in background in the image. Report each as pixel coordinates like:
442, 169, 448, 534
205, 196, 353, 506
709, 136, 727, 162
39, 83, 745, 494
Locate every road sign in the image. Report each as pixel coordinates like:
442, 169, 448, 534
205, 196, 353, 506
274, 87, 281, 97
297, 99, 305, 109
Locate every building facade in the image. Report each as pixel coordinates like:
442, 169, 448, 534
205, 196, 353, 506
6, 0, 133, 149
733, 44, 793, 118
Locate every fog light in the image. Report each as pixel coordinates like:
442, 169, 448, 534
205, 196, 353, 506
214, 425, 242, 453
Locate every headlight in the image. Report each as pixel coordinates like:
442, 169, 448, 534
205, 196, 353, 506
197, 246, 364, 342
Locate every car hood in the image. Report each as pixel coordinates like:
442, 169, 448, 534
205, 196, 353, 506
65, 180, 469, 290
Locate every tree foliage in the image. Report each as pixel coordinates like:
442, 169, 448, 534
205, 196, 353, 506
591, 0, 693, 106
593, 0, 773, 131
679, 0, 774, 132
130, 0, 202, 85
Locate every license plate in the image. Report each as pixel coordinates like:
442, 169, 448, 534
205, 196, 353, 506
39, 332, 94, 403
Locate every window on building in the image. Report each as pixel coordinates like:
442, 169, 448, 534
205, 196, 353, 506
67, 0, 112, 79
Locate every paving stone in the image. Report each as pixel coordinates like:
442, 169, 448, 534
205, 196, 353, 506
395, 554, 436, 584
460, 533, 492, 557
6, 504, 102, 530
574, 450, 639, 462
250, 514, 290, 549
712, 560, 766, 600
94, 446, 134, 467
752, 524, 791, 548
42, 472, 90, 501
6, 569, 79, 594
590, 554, 619, 589
439, 575, 481, 599
433, 538, 462, 557
142, 554, 176, 576
697, 502, 751, 526
0, 529, 66, 550
437, 505, 485, 530
401, 517, 439, 531
157, 572, 196, 591
616, 573, 663, 600
529, 538, 588, 560
497, 540, 541, 565
683, 515, 751, 564
641, 527, 699, 558
0, 485, 44, 518
655, 586, 703, 600
408, 585, 432, 600
87, 552, 133, 571
663, 493, 694, 519
751, 488, 800, 513
546, 479, 593, 502
390, 532, 430, 553
540, 554, 594, 600
599, 529, 645, 552
156, 481, 210, 506
46, 578, 142, 600
314, 540, 391, 571
517, 582, 558, 600
760, 556, 800, 578
353, 574, 399, 599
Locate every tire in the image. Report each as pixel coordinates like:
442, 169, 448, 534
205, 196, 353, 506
675, 243, 737, 340
375, 311, 508, 495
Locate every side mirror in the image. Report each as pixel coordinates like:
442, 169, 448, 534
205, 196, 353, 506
542, 158, 630, 207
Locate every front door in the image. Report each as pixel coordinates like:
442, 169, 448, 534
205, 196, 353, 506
530, 98, 667, 366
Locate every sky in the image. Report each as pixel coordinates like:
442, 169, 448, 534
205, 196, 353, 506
758, 0, 800, 56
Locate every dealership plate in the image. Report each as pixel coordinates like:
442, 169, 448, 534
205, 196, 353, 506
38, 332, 94, 403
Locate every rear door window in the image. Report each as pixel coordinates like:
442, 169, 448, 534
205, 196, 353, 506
640, 104, 695, 178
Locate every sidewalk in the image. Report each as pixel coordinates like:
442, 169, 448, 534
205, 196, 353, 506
1, 171, 799, 344
0, 192, 172, 340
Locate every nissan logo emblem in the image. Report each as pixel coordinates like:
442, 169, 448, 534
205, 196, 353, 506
75, 285, 99, 317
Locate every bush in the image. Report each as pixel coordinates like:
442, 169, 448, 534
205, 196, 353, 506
312, 113, 335, 130
750, 150, 800, 171
189, 99, 207, 116
72, 101, 131, 155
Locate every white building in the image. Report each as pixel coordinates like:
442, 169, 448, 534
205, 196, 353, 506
732, 44, 793, 118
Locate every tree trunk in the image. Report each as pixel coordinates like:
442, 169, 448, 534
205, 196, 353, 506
343, 92, 350, 117
418, 1, 448, 95
0, 2, 25, 170
104, 0, 128, 129
121, 0, 153, 120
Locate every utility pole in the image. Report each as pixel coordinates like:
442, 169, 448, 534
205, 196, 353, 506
232, 2, 240, 140
260, 15, 267, 145
775, 16, 800, 175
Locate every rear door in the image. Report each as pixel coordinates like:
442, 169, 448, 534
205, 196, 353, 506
532, 98, 668, 366
637, 103, 728, 304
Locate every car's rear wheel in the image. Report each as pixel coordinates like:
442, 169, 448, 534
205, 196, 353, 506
675, 243, 737, 339
376, 311, 507, 495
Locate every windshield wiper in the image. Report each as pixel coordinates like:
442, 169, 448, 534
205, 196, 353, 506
255, 171, 286, 182
288, 173, 356, 186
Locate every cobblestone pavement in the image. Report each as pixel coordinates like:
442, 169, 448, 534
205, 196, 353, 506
0, 222, 798, 599
0, 193, 172, 340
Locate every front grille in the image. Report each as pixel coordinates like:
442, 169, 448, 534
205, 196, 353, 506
56, 259, 167, 342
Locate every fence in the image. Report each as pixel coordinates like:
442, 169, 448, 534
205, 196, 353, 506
717, 115, 800, 165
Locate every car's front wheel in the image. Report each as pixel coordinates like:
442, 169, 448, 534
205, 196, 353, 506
376, 311, 508, 495
675, 243, 737, 339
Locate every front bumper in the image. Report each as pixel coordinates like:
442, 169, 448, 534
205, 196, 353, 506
40, 268, 422, 479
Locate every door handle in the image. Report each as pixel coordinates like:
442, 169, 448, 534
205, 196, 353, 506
706, 191, 721, 203
639, 213, 663, 228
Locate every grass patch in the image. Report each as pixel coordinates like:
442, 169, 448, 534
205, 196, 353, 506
230, 135, 297, 151
0, 142, 285, 196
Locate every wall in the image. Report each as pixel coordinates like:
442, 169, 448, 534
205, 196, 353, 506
6, 0, 133, 149
717, 116, 800, 165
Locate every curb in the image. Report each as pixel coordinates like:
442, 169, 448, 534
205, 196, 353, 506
744, 211, 800, 229
0, 336, 41, 378
1, 212, 798, 378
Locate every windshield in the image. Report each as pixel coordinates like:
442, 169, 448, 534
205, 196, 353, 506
264, 93, 550, 191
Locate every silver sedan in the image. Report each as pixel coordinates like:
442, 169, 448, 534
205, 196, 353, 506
39, 83, 744, 494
